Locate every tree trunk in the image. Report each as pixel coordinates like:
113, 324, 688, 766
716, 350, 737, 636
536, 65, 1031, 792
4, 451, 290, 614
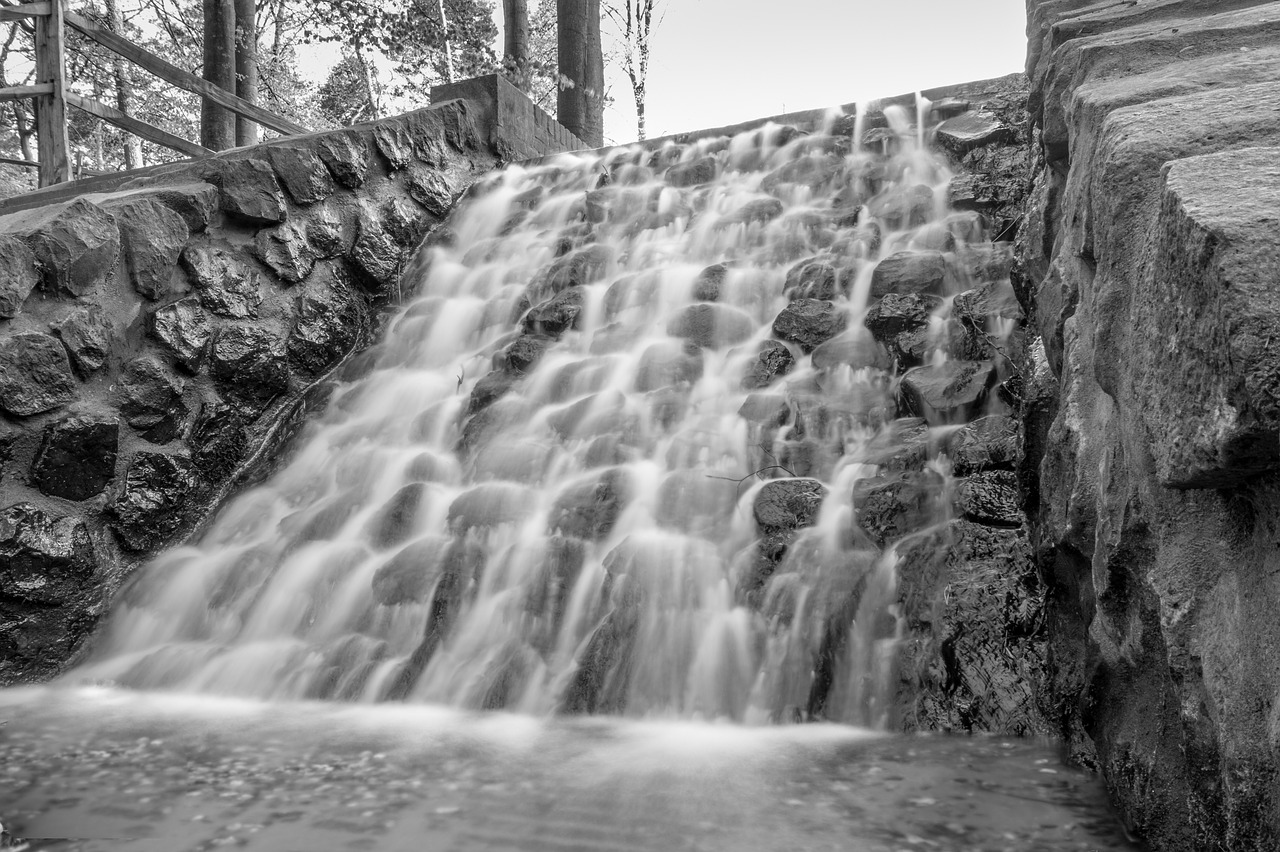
105, 0, 143, 168
437, 0, 455, 84
502, 0, 530, 91
234, 0, 258, 146
556, 0, 603, 146
201, 0, 236, 150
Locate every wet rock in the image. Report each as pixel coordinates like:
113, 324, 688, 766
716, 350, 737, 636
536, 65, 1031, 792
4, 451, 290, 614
266, 145, 335, 205
350, 222, 403, 292
23, 198, 120, 297
692, 263, 727, 301
317, 132, 370, 188
761, 154, 842, 196
210, 325, 290, 414
287, 266, 360, 375
306, 207, 347, 258
149, 298, 212, 373
30, 413, 119, 501
496, 335, 553, 375
407, 164, 456, 217
772, 299, 847, 353
863, 293, 943, 341
783, 257, 839, 301
372, 123, 413, 170
380, 197, 424, 247
466, 370, 517, 416
738, 392, 789, 425
665, 156, 718, 188
371, 536, 448, 605
909, 222, 957, 252
636, 339, 703, 392
548, 468, 632, 541
365, 483, 427, 548
811, 328, 887, 372
742, 339, 794, 389
936, 111, 1012, 154
181, 241, 263, 318
754, 478, 827, 532
866, 184, 934, 230
0, 502, 95, 603
952, 280, 1023, 326
255, 221, 317, 284
869, 251, 947, 298
109, 451, 195, 551
849, 417, 930, 470
119, 356, 187, 443
448, 483, 536, 531
104, 196, 189, 299
523, 287, 584, 337
853, 469, 944, 547
655, 469, 738, 537
956, 470, 1022, 527
716, 197, 784, 228
146, 182, 220, 233
0, 234, 38, 317
948, 414, 1020, 475
189, 402, 248, 483
0, 332, 76, 416
52, 306, 112, 376
667, 302, 755, 349
899, 360, 997, 421
543, 244, 613, 293
217, 159, 287, 224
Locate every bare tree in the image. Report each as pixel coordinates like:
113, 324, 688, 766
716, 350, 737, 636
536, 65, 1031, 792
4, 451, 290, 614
436, 0, 455, 83
556, 0, 602, 146
604, 0, 661, 141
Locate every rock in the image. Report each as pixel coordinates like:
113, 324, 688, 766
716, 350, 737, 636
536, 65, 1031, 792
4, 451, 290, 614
317, 132, 370, 188
181, 241, 263, 318
666, 303, 755, 349
948, 414, 1020, 474
754, 478, 827, 532
849, 417, 930, 470
103, 196, 189, 300
783, 257, 839, 300
466, 370, 517, 416
51, 306, 112, 376
0, 503, 95, 603
265, 145, 335, 205
30, 413, 119, 501
655, 469, 738, 537
635, 339, 704, 392
899, 360, 996, 421
350, 222, 402, 292
548, 468, 632, 541
189, 402, 248, 483
287, 265, 360, 375
866, 184, 934, 230
448, 483, 536, 531
217, 159, 287, 224
772, 299, 847, 352
692, 263, 727, 301
211, 324, 290, 413
853, 469, 944, 546
371, 537, 447, 605
738, 392, 789, 425
148, 183, 220, 232
306, 206, 347, 258
716, 197, 784, 228
496, 335, 553, 375
119, 356, 187, 443
953, 280, 1023, 326
869, 251, 947, 298
407, 164, 456, 217
543, 245, 614, 293
0, 234, 38, 317
365, 483, 426, 548
380, 197, 424, 247
22, 198, 120, 297
761, 154, 843, 196
0, 332, 75, 416
254, 221, 317, 284
109, 451, 195, 551
522, 287, 584, 337
863, 293, 943, 341
665, 157, 718, 188
372, 122, 413, 170
742, 339, 794, 389
935, 111, 1012, 154
149, 298, 212, 373
811, 328, 887, 372
956, 470, 1022, 527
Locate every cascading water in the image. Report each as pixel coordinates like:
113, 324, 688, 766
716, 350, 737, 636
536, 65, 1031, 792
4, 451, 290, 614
74, 102, 1010, 728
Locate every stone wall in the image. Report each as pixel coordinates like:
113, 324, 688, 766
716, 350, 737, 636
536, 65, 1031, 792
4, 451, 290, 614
0, 89, 581, 686
1021, 0, 1280, 848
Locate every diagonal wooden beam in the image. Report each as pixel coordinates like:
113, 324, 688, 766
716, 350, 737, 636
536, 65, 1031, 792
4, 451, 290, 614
65, 92, 214, 159
63, 9, 308, 137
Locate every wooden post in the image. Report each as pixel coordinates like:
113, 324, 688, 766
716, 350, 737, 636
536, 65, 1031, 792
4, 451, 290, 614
34, 0, 70, 186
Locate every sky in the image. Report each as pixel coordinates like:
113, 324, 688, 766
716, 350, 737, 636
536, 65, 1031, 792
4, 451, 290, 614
596, 0, 1029, 144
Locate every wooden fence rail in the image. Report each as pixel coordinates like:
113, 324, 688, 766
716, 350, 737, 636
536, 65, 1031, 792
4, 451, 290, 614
0, 0, 306, 187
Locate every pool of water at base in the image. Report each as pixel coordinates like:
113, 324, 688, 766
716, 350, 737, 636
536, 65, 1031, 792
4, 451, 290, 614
0, 687, 1140, 852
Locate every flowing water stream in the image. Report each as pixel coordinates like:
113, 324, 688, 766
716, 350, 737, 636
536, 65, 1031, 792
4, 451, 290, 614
1, 103, 1140, 851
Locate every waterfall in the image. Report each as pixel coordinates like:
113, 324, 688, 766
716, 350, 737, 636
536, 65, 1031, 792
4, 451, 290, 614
76, 105, 1012, 727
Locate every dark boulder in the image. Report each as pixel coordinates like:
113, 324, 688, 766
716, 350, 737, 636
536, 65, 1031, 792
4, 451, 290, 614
217, 158, 287, 224
407, 164, 456, 217
210, 325, 290, 414
742, 339, 794, 389
105, 196, 189, 300
52, 306, 113, 376
665, 156, 718, 188
956, 470, 1022, 527
716, 197, 784, 229
935, 111, 1011, 154
22, 198, 120, 297
810, 328, 887, 372
952, 279, 1023, 326
523, 287, 585, 337
317, 132, 370, 188
853, 469, 944, 547
869, 251, 947, 299
30, 413, 119, 501
753, 478, 827, 532
181, 241, 263, 318
866, 184, 933, 230
899, 360, 997, 421
549, 468, 632, 541
119, 356, 188, 443
371, 536, 448, 605
0, 234, 38, 318
772, 299, 847, 352
0, 502, 95, 603
255, 221, 317, 284
0, 332, 76, 417
863, 293, 943, 341
350, 222, 403, 292
738, 392, 789, 425
761, 154, 842, 196
948, 415, 1020, 475
287, 266, 359, 374
635, 339, 703, 391
189, 402, 249, 483
783, 257, 840, 301
448, 482, 537, 531
466, 370, 518, 416
266, 145, 336, 205
496, 335, 554, 375
543, 244, 614, 292
149, 298, 212, 373
109, 451, 196, 551
692, 263, 727, 301
667, 302, 755, 348
365, 482, 427, 549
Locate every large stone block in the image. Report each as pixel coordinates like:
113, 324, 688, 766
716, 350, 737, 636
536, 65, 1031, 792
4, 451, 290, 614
0, 332, 76, 416
20, 198, 120, 297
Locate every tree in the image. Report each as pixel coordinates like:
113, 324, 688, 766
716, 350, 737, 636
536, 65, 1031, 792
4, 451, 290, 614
200, 0, 235, 148
501, 0, 528, 90
604, 0, 660, 141
555, 0, 601, 146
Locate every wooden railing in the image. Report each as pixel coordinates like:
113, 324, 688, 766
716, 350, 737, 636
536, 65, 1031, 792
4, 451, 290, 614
0, 0, 307, 187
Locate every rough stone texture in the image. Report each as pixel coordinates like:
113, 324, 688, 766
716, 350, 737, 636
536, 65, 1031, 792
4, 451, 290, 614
0, 86, 577, 686
666, 303, 755, 349
1023, 2, 1280, 847
772, 299, 847, 352
869, 251, 947, 299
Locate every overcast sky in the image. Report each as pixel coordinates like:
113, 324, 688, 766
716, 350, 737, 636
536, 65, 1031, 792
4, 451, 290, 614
602, 0, 1028, 143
